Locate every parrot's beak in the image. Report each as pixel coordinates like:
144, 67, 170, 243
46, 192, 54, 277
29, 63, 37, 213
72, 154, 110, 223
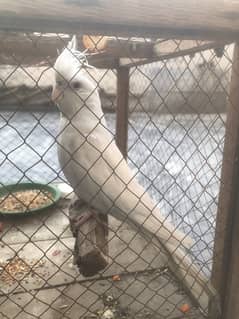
51, 85, 64, 103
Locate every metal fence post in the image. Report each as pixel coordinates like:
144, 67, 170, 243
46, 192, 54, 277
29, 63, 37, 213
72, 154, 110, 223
211, 43, 239, 319
116, 66, 129, 158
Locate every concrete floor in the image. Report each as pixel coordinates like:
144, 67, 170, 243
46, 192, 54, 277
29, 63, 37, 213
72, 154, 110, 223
0, 198, 204, 319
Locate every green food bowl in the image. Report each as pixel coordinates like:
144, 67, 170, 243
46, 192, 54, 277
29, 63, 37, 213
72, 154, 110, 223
0, 183, 61, 216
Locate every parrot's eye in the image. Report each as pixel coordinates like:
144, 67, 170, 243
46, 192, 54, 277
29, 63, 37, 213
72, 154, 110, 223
72, 81, 81, 90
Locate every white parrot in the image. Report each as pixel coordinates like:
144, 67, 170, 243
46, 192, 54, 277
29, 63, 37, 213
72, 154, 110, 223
52, 36, 218, 313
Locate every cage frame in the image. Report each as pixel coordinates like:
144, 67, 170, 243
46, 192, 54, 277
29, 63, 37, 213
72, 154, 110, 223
0, 2, 239, 319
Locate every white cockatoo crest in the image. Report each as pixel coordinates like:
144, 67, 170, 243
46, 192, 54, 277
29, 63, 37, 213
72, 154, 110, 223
56, 35, 94, 71
53, 35, 98, 111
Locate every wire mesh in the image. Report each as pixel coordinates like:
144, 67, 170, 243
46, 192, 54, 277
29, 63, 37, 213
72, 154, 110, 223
0, 33, 234, 319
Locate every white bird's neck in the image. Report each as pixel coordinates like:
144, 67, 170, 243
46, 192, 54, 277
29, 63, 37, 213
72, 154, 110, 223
60, 97, 107, 137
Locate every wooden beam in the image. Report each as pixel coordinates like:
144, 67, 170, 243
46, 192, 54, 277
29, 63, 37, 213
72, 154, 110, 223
211, 43, 239, 319
0, 33, 154, 65
1, 33, 225, 64
0, 33, 230, 71
120, 40, 230, 68
0, 33, 118, 68
0, 33, 70, 65
116, 67, 129, 158
103, 38, 154, 58
0, 1, 239, 40
87, 53, 118, 69
103, 38, 229, 60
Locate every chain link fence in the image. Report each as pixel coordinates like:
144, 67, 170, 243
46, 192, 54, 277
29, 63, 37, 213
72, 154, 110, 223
0, 33, 234, 319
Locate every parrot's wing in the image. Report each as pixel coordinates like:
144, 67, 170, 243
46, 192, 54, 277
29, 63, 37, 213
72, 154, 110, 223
60, 129, 218, 312
60, 127, 193, 250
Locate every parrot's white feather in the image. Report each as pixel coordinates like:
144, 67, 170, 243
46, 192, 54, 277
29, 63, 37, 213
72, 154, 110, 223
52, 37, 219, 314
67, 35, 78, 50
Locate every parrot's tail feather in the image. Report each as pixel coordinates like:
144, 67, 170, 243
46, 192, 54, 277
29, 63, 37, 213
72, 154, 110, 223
165, 243, 220, 315
109, 193, 219, 313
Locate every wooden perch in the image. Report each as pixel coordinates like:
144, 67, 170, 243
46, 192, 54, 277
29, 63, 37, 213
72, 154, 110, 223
69, 197, 109, 277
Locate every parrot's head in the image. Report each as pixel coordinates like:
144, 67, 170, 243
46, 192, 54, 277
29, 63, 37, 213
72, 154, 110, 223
52, 36, 98, 118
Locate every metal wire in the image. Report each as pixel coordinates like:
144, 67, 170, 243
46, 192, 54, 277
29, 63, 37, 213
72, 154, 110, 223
0, 33, 233, 319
